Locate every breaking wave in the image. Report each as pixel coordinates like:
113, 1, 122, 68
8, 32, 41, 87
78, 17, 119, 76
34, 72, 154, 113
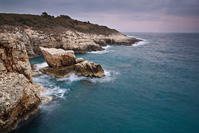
56, 70, 118, 84
33, 74, 69, 99
128, 35, 149, 47
89, 45, 113, 54
34, 62, 48, 71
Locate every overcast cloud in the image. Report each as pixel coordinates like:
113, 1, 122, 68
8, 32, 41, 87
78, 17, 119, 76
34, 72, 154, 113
0, 0, 199, 32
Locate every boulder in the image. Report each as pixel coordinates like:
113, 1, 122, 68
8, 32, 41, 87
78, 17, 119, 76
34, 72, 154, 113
31, 64, 37, 70
76, 58, 84, 63
34, 83, 53, 104
74, 61, 105, 78
40, 65, 75, 78
39, 47, 76, 68
32, 71, 41, 77
39, 60, 105, 78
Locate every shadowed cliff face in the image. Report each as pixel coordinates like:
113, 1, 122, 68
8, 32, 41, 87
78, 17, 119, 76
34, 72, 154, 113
0, 34, 42, 133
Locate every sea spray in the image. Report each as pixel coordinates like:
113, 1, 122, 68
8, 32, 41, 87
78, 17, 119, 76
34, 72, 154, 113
88, 45, 114, 54
128, 35, 149, 47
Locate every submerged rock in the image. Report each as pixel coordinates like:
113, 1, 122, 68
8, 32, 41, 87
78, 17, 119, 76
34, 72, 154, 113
40, 47, 76, 68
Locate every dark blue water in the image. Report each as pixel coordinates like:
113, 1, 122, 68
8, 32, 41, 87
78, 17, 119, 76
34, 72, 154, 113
14, 33, 199, 133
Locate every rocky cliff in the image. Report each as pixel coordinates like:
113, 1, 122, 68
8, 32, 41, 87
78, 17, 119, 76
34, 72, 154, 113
0, 30, 42, 132
0, 13, 141, 58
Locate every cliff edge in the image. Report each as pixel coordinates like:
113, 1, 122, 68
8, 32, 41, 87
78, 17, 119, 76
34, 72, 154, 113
0, 29, 42, 133
0, 13, 141, 58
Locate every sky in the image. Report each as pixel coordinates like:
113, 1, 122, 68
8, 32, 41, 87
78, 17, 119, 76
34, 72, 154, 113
0, 0, 199, 32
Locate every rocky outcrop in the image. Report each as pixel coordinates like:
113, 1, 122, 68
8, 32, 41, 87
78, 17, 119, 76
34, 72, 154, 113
40, 65, 75, 78
40, 47, 76, 67
0, 73, 41, 133
74, 61, 105, 77
0, 25, 141, 58
76, 58, 84, 63
0, 33, 44, 132
39, 47, 105, 78
0, 32, 33, 82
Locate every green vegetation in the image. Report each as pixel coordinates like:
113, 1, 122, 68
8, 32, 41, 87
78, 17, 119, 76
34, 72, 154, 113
0, 12, 118, 35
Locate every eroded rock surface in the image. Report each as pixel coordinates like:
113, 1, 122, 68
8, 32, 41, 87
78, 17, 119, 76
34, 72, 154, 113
40, 47, 76, 68
0, 73, 41, 133
0, 26, 141, 58
74, 61, 105, 77
39, 48, 105, 78
0, 34, 45, 132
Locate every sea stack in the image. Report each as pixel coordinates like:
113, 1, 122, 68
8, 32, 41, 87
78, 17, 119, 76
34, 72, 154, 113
39, 47, 105, 78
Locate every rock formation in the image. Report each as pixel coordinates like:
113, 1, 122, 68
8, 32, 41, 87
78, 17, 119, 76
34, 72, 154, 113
0, 32, 45, 132
0, 25, 141, 59
40, 47, 76, 67
0, 73, 41, 133
76, 58, 84, 63
39, 47, 104, 78
74, 61, 105, 77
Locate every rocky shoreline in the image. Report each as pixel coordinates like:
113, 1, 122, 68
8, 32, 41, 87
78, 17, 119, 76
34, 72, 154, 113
0, 25, 141, 59
0, 15, 141, 132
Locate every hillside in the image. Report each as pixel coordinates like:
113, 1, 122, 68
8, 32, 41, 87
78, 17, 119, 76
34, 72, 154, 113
0, 12, 118, 35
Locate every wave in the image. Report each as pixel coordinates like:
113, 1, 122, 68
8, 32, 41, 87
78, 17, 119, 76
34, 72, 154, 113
89, 45, 113, 54
133, 40, 149, 47
34, 62, 48, 71
56, 70, 118, 84
128, 35, 149, 47
33, 74, 69, 99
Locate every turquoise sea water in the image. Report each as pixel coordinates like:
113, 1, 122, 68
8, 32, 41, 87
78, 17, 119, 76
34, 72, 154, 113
13, 33, 199, 133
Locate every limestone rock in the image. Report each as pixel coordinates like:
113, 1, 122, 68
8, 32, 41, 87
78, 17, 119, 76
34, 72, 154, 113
0, 33, 33, 83
0, 73, 41, 133
34, 83, 52, 104
0, 26, 141, 58
31, 64, 37, 70
32, 71, 41, 77
74, 61, 105, 78
76, 58, 84, 63
0, 33, 46, 132
40, 47, 76, 68
40, 65, 75, 78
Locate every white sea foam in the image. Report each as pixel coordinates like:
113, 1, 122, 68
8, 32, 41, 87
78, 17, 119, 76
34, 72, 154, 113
133, 40, 149, 47
33, 61, 117, 101
35, 62, 48, 71
89, 45, 113, 54
56, 73, 86, 82
128, 35, 149, 47
33, 74, 69, 99
56, 69, 118, 84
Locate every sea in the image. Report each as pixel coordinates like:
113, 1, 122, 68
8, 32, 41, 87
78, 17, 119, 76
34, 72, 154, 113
13, 32, 199, 133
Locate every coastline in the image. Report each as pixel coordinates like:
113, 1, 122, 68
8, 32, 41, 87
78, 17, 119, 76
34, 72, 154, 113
0, 25, 140, 132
